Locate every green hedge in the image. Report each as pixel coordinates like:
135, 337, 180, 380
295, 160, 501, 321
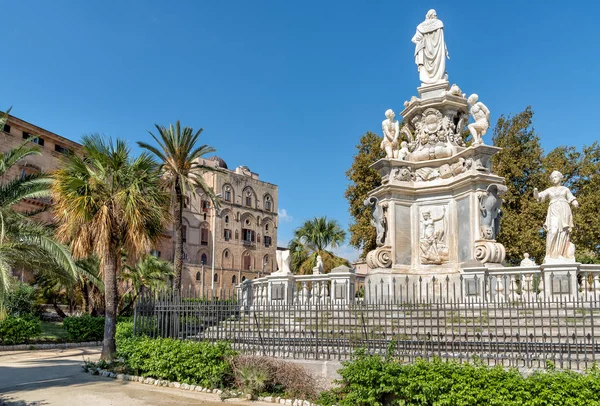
116, 336, 235, 387
319, 351, 600, 406
63, 315, 105, 342
0, 316, 41, 345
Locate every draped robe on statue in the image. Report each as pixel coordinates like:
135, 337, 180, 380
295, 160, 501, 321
412, 18, 447, 85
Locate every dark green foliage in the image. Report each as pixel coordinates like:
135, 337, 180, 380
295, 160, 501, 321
4, 283, 39, 317
116, 334, 236, 388
319, 352, 600, 406
63, 314, 105, 342
0, 316, 41, 345
345, 132, 385, 259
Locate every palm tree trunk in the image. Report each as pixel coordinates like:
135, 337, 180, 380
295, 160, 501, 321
101, 249, 118, 361
173, 180, 184, 291
82, 282, 90, 314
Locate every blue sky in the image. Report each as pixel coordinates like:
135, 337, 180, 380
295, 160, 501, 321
3, 1, 600, 262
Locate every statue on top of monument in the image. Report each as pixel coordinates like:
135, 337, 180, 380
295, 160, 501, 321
412, 9, 449, 85
381, 109, 400, 159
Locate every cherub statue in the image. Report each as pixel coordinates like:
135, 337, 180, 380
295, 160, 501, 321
467, 94, 490, 145
381, 109, 400, 159
398, 141, 410, 160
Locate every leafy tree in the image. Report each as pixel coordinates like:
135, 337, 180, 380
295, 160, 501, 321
345, 132, 385, 259
138, 121, 218, 290
492, 107, 547, 265
288, 216, 349, 274
0, 135, 78, 307
52, 135, 170, 360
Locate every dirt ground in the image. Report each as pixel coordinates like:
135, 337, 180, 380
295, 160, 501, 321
0, 347, 264, 406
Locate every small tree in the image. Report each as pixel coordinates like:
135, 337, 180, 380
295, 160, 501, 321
289, 216, 349, 274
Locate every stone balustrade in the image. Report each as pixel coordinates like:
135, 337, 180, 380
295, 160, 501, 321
238, 265, 356, 309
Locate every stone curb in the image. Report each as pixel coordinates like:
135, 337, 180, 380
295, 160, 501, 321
0, 341, 102, 352
89, 368, 318, 406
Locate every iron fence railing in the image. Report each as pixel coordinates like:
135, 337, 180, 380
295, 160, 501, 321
133, 278, 600, 370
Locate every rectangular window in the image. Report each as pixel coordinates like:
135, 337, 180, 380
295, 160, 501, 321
183, 196, 190, 209
224, 229, 231, 241
243, 255, 251, 270
150, 249, 161, 258
202, 200, 210, 213
245, 196, 252, 207
242, 228, 255, 243
264, 236, 272, 247
201, 228, 209, 245
3, 124, 10, 134
225, 190, 231, 201
54, 144, 71, 154
265, 200, 271, 211
23, 132, 44, 146
182, 225, 187, 243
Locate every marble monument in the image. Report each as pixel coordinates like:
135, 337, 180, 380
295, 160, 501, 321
364, 10, 508, 298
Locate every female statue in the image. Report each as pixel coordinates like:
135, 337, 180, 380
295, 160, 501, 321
534, 171, 579, 263
411, 9, 449, 85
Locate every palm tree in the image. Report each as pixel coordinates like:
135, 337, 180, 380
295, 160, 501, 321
289, 216, 349, 274
52, 135, 170, 360
0, 136, 78, 306
138, 121, 218, 290
119, 254, 172, 315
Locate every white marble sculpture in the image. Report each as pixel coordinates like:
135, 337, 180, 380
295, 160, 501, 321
520, 253, 536, 267
398, 141, 410, 160
412, 9, 449, 85
364, 196, 387, 246
381, 109, 400, 159
478, 184, 508, 240
274, 249, 293, 275
534, 171, 579, 264
419, 207, 448, 264
467, 94, 490, 145
313, 255, 324, 275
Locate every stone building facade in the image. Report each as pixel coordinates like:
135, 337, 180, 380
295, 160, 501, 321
177, 157, 279, 292
0, 115, 81, 224
0, 115, 279, 289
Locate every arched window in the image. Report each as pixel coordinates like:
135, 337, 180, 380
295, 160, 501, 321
264, 195, 272, 211
235, 230, 239, 240
201, 253, 207, 265
224, 250, 229, 258
265, 223, 269, 232
232, 275, 237, 284
223, 185, 233, 202
242, 276, 246, 282
195, 272, 201, 281
225, 215, 229, 224
214, 273, 219, 282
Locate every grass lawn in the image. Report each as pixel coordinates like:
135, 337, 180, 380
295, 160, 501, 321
38, 321, 69, 343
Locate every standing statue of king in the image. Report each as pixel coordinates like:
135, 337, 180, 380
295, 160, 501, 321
412, 9, 449, 85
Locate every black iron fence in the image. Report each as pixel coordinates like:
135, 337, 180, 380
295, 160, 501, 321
133, 279, 600, 370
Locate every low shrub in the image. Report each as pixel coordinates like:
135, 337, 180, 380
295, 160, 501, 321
63, 314, 105, 342
116, 335, 236, 388
0, 316, 41, 345
319, 351, 600, 406
231, 355, 320, 400
5, 283, 40, 317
